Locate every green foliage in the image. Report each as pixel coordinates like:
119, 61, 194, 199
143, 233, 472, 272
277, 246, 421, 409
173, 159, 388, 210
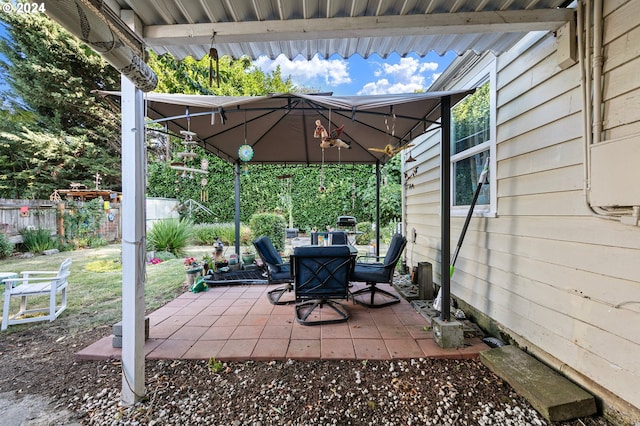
18, 227, 57, 253
208, 357, 224, 373
356, 222, 374, 245
249, 213, 287, 252
62, 199, 105, 247
192, 223, 252, 246
0, 233, 14, 258
147, 218, 193, 257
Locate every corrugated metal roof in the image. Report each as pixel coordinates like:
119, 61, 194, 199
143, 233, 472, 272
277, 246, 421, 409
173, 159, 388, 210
109, 0, 573, 60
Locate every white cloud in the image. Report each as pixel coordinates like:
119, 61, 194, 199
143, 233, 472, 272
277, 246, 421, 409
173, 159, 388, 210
357, 57, 440, 95
253, 54, 351, 89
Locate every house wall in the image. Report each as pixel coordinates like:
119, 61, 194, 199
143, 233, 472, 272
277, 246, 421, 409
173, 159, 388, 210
404, 1, 640, 422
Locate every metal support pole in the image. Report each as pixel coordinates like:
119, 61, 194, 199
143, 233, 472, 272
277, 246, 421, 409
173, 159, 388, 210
375, 161, 381, 257
234, 161, 241, 256
440, 96, 451, 322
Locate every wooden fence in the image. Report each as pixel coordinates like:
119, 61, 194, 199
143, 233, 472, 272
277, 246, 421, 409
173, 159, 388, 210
0, 199, 122, 243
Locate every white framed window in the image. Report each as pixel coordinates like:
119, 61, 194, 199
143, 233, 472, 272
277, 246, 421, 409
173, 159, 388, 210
450, 62, 496, 217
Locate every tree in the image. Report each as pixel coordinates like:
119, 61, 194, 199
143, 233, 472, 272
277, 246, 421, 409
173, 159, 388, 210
0, 11, 122, 197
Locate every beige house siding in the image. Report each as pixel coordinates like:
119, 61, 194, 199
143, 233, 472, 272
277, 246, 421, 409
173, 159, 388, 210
404, 0, 640, 421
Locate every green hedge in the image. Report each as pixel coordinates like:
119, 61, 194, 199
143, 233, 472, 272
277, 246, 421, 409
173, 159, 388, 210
249, 213, 286, 252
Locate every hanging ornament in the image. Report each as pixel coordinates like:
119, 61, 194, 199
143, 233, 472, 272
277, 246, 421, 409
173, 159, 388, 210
200, 177, 208, 202
238, 144, 254, 162
238, 112, 253, 162
209, 32, 219, 88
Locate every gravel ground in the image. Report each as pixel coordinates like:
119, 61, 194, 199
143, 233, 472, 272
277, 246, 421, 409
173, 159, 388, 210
1, 330, 613, 426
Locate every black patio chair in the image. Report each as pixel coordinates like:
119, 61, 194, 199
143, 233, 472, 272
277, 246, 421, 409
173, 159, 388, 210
292, 245, 354, 325
350, 233, 407, 308
253, 236, 293, 305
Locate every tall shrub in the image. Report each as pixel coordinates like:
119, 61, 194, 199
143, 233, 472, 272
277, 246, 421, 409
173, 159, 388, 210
249, 213, 286, 252
147, 218, 193, 257
0, 233, 14, 258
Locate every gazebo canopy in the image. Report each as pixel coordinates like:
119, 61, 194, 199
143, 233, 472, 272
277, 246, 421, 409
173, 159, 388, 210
129, 90, 474, 165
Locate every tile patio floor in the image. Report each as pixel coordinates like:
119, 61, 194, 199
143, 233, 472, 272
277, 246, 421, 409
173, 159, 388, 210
76, 282, 489, 362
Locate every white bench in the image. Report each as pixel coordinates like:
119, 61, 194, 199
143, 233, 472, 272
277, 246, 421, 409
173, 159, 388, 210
2, 258, 72, 331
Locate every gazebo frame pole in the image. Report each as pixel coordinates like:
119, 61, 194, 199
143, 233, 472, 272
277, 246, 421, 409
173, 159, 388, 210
375, 161, 381, 257
234, 161, 241, 256
440, 96, 452, 322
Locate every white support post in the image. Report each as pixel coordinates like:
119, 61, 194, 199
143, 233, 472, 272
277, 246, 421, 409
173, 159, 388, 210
120, 75, 147, 404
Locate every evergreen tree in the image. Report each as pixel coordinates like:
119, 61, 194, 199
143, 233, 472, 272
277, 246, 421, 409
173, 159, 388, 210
0, 12, 121, 197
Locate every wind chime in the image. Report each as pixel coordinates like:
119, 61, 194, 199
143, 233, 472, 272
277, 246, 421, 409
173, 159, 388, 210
169, 108, 209, 198
209, 32, 220, 88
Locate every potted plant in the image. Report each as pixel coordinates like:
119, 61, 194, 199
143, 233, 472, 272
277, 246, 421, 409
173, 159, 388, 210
184, 257, 203, 285
241, 246, 255, 266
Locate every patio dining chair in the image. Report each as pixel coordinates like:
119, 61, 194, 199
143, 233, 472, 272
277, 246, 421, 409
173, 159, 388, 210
2, 257, 72, 331
253, 236, 293, 305
292, 245, 353, 325
350, 233, 406, 308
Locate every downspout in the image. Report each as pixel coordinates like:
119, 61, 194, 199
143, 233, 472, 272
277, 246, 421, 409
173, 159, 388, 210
579, 0, 630, 219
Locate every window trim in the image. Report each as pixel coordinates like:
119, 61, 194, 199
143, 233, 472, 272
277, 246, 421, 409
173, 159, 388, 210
450, 60, 497, 218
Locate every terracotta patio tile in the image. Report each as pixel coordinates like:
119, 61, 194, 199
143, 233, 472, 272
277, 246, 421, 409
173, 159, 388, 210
148, 323, 181, 339
213, 315, 245, 327
349, 324, 382, 339
147, 339, 194, 359
182, 340, 225, 359
200, 326, 236, 340
75, 336, 120, 360
415, 338, 461, 359
321, 338, 356, 359
378, 325, 411, 339
171, 325, 209, 340
396, 311, 428, 326
458, 337, 490, 359
216, 339, 258, 360
266, 314, 295, 326
247, 303, 275, 315
291, 324, 321, 340
260, 325, 292, 339
320, 322, 350, 338
231, 325, 265, 339
239, 314, 270, 326
158, 314, 193, 327
353, 338, 391, 360
252, 338, 290, 360
384, 338, 424, 359
286, 339, 321, 359
224, 305, 254, 316
372, 312, 403, 326
199, 305, 230, 316
186, 315, 220, 327
406, 324, 432, 339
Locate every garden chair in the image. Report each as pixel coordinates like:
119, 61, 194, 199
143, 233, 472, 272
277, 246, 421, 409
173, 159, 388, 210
2, 258, 72, 330
253, 236, 293, 305
292, 245, 353, 325
350, 233, 406, 308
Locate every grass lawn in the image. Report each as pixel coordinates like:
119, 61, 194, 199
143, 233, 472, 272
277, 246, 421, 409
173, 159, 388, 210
0, 244, 211, 334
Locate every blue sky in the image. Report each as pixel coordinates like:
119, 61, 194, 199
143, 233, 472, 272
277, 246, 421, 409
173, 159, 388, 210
254, 51, 457, 96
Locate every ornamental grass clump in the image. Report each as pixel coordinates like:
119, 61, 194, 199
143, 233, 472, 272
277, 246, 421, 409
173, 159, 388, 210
19, 227, 57, 253
147, 218, 193, 257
